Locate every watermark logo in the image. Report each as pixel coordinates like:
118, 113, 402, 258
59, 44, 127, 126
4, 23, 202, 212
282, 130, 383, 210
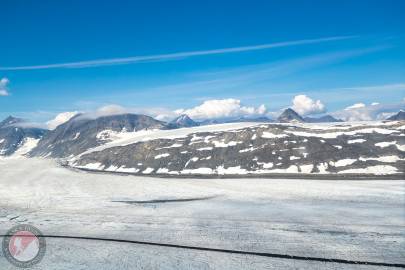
2, 224, 46, 268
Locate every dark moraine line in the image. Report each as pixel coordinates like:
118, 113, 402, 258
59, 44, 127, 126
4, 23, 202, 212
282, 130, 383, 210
111, 195, 219, 204
1, 234, 404, 268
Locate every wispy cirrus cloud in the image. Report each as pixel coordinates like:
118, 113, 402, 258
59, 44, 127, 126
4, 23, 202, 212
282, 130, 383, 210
0, 36, 355, 71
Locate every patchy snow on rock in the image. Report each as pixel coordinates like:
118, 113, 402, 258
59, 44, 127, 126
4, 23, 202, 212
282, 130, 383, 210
375, 141, 405, 151
267, 165, 299, 173
239, 147, 258, 153
105, 165, 119, 171
359, 156, 403, 163
217, 165, 248, 175
317, 163, 329, 173
261, 132, 288, 139
12, 138, 40, 157
333, 145, 343, 149
338, 165, 398, 175
331, 159, 357, 167
83, 123, 259, 157
154, 153, 170, 159
73, 132, 80, 140
211, 140, 241, 148
116, 167, 140, 173
197, 147, 213, 151
300, 164, 314, 173
76, 162, 104, 170
181, 167, 213, 174
257, 162, 274, 169
159, 143, 183, 149
290, 156, 300, 160
286, 127, 399, 139
142, 167, 154, 174
348, 139, 366, 144
375, 141, 396, 148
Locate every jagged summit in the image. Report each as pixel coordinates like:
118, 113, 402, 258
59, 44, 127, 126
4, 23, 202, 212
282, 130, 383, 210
170, 114, 199, 128
387, 110, 405, 121
277, 108, 305, 123
0, 115, 24, 128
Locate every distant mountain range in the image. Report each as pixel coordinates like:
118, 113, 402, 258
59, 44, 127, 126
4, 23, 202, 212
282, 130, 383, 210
1, 108, 404, 176
304, 115, 343, 123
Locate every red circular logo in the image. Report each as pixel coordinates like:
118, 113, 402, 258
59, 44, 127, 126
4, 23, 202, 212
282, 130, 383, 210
2, 224, 46, 268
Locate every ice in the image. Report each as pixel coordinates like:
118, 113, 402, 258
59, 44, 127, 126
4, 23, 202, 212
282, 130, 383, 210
0, 157, 404, 269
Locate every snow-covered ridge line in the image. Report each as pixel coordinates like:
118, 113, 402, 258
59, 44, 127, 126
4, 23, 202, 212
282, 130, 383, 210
74, 122, 262, 159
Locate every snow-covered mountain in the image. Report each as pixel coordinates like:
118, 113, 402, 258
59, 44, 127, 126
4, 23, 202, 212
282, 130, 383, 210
68, 120, 405, 176
387, 110, 405, 121
29, 113, 166, 158
277, 108, 305, 123
168, 114, 199, 128
0, 116, 47, 156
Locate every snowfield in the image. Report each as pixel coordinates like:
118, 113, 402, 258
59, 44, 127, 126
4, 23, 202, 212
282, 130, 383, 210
0, 157, 404, 269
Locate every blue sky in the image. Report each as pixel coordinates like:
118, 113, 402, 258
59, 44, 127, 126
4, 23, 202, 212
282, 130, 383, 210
1, 0, 405, 123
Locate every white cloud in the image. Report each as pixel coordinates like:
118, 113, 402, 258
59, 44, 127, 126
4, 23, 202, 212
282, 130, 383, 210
175, 99, 267, 120
47, 111, 79, 129
345, 103, 366, 110
95, 105, 128, 116
291, 95, 326, 115
333, 101, 405, 121
0, 77, 10, 96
